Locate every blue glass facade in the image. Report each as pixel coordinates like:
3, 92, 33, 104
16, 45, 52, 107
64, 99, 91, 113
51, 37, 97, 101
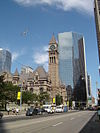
0, 49, 11, 73
58, 32, 73, 87
58, 32, 87, 94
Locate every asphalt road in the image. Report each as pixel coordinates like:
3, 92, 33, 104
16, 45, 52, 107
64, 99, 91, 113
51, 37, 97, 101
0, 111, 96, 133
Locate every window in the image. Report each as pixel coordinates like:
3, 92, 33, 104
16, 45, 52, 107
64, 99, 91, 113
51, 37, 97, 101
40, 87, 44, 93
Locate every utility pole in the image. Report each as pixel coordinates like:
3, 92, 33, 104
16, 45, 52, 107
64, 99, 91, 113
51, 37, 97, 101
20, 84, 22, 111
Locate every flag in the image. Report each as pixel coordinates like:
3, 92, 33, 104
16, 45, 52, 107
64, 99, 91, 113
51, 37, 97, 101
17, 92, 21, 100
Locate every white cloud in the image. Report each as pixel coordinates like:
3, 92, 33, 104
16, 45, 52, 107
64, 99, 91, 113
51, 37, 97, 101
33, 52, 48, 64
33, 45, 49, 71
13, 0, 94, 15
12, 52, 19, 62
12, 48, 26, 62
43, 46, 49, 51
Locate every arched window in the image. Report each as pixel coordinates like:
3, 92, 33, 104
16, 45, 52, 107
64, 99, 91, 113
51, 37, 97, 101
54, 56, 56, 63
50, 57, 51, 63
30, 88, 33, 92
40, 87, 44, 93
52, 57, 53, 63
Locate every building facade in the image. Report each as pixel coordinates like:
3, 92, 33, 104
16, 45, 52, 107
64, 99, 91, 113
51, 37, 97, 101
0, 48, 11, 73
4, 65, 67, 104
21, 66, 33, 74
48, 35, 60, 98
48, 35, 67, 103
94, 0, 100, 63
87, 74, 92, 97
58, 32, 88, 104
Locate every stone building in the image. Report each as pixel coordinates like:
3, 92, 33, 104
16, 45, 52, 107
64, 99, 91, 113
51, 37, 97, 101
48, 34, 67, 103
25, 66, 51, 96
3, 35, 67, 104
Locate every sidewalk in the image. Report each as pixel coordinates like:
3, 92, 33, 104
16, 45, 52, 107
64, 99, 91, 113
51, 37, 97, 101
80, 112, 100, 133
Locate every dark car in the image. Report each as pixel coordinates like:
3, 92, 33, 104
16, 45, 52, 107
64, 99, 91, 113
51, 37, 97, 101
26, 107, 38, 116
0, 112, 3, 119
37, 108, 46, 115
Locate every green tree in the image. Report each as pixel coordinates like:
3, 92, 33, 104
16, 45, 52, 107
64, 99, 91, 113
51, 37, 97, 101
22, 92, 38, 104
0, 75, 20, 110
56, 94, 63, 106
38, 92, 50, 105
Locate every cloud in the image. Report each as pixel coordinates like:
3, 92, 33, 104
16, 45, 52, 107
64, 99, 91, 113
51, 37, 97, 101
12, 52, 19, 62
33, 52, 48, 64
33, 46, 49, 70
12, 48, 26, 62
13, 0, 94, 15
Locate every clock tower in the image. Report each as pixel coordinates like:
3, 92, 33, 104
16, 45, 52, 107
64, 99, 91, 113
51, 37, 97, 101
48, 34, 60, 99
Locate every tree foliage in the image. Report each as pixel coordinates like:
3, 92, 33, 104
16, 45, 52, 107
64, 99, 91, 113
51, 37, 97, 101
0, 75, 20, 110
56, 94, 63, 106
22, 92, 38, 104
38, 92, 50, 104
22, 91, 50, 105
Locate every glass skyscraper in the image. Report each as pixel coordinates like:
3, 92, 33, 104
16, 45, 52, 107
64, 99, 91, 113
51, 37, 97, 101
58, 32, 88, 102
0, 48, 11, 73
94, 0, 100, 63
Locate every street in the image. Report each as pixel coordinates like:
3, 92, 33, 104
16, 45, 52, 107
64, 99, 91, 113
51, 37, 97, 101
0, 111, 96, 133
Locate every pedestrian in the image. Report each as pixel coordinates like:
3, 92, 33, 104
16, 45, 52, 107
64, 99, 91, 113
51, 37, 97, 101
7, 107, 10, 115
16, 108, 19, 115
12, 108, 15, 115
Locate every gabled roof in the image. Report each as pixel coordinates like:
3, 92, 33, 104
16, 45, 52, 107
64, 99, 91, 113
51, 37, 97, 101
49, 34, 57, 45
13, 68, 19, 76
33, 66, 48, 79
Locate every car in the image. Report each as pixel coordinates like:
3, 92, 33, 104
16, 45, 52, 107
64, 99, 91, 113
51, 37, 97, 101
26, 107, 38, 116
0, 112, 3, 119
55, 106, 63, 113
36, 108, 46, 115
43, 105, 53, 113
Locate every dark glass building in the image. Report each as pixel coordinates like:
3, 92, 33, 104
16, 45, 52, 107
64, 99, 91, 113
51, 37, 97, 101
58, 32, 88, 104
94, 0, 100, 63
0, 48, 11, 73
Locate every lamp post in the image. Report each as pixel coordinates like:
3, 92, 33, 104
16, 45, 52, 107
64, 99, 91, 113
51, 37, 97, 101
18, 82, 23, 112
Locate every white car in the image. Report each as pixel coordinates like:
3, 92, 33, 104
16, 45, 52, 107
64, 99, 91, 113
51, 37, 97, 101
55, 106, 63, 113
43, 105, 53, 113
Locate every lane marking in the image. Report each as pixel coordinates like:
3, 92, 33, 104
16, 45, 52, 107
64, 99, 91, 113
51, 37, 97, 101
5, 111, 90, 129
52, 122, 63, 127
70, 118, 75, 120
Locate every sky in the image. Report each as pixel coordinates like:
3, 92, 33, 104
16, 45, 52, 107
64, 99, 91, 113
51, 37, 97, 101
0, 0, 99, 99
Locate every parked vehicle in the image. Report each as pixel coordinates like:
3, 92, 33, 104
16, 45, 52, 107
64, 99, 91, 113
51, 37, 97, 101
37, 108, 46, 115
0, 112, 3, 119
26, 107, 38, 116
43, 105, 53, 113
55, 105, 63, 113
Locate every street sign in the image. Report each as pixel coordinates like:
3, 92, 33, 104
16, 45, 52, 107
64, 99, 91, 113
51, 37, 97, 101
53, 98, 55, 104
17, 92, 21, 100
67, 101, 69, 107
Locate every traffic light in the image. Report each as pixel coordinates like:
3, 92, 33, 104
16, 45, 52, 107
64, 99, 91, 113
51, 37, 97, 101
98, 89, 100, 106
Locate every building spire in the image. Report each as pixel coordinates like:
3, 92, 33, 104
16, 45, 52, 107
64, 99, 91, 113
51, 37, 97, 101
49, 33, 57, 45
14, 68, 19, 76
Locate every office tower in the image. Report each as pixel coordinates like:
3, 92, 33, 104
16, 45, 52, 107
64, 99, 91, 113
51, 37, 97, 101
0, 48, 11, 73
87, 74, 92, 97
94, 0, 100, 63
58, 32, 88, 103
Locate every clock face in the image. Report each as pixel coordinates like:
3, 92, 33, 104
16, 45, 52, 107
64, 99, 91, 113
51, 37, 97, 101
50, 45, 55, 51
